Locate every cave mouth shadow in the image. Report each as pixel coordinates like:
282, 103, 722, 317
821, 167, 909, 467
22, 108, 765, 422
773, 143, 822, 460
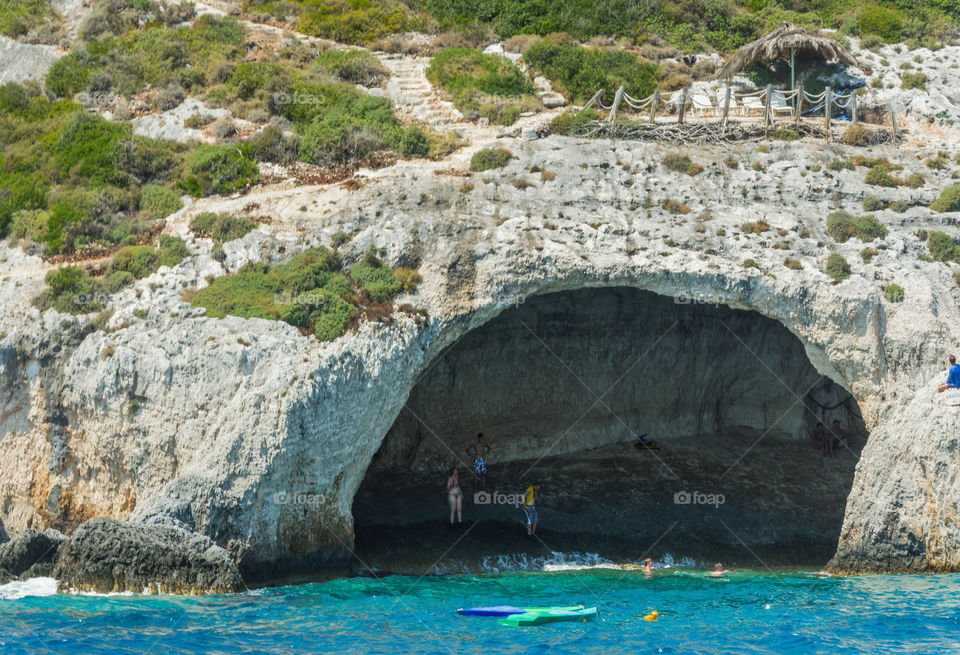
353, 287, 867, 573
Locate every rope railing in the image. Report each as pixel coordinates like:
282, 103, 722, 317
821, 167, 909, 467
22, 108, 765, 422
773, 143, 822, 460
587, 82, 893, 143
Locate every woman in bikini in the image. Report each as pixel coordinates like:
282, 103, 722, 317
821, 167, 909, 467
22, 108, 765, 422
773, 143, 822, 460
446, 467, 462, 526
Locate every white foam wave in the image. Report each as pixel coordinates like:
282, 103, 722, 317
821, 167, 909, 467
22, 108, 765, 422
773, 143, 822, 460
0, 577, 57, 600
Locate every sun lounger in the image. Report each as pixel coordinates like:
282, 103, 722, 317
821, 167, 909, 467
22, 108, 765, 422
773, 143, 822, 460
739, 93, 764, 116
690, 92, 715, 117
771, 90, 793, 116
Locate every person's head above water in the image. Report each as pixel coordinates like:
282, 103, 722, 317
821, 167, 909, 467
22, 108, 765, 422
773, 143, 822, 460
476, 432, 484, 440
714, 562, 723, 571
450, 467, 457, 476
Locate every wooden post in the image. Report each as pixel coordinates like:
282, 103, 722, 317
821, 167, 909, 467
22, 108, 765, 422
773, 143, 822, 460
678, 87, 687, 127
795, 81, 803, 127
851, 90, 858, 125
887, 100, 899, 144
764, 83, 773, 130
607, 85, 625, 123
649, 90, 659, 123
722, 86, 731, 128
824, 86, 832, 141
583, 89, 604, 111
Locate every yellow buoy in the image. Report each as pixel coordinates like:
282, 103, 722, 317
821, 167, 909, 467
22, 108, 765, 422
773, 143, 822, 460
643, 610, 658, 621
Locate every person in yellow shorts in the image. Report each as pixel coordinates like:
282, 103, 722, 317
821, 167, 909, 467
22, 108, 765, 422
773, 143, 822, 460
522, 483, 541, 537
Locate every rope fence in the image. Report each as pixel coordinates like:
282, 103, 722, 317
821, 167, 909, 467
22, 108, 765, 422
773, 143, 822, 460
582, 82, 898, 143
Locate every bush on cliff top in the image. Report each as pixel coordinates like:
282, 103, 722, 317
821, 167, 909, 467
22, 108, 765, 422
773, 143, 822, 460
826, 211, 888, 243
523, 41, 657, 105
186, 246, 418, 341
826, 253, 852, 283
470, 147, 512, 172
426, 48, 540, 125
189, 212, 257, 243
931, 185, 960, 213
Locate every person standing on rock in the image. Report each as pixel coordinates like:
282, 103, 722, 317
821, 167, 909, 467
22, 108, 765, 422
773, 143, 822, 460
466, 433, 490, 493
522, 482, 541, 537
446, 468, 463, 527
937, 355, 960, 393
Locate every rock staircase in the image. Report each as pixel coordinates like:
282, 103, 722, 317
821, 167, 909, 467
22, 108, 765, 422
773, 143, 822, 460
376, 53, 463, 128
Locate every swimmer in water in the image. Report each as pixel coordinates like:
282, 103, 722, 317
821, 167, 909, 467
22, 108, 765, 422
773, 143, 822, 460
643, 558, 654, 575
709, 562, 729, 577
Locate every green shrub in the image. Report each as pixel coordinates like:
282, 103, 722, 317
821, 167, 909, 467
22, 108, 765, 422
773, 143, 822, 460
33, 265, 106, 314
931, 185, 960, 213
853, 214, 888, 241
927, 231, 958, 262
189, 212, 257, 242
523, 41, 657, 104
398, 126, 430, 156
901, 72, 928, 91
860, 247, 878, 263
903, 173, 924, 189
139, 185, 183, 218
889, 200, 909, 213
827, 158, 854, 172
826, 253, 851, 283
350, 262, 402, 303
46, 53, 94, 97
110, 235, 188, 278
104, 270, 135, 293
548, 108, 598, 136
426, 48, 538, 125
742, 258, 759, 269
883, 283, 904, 303
0, 0, 64, 41
312, 49, 389, 86
185, 245, 408, 341
858, 5, 904, 42
661, 152, 702, 176
864, 165, 896, 187
181, 144, 258, 196
40, 202, 86, 253
188, 264, 281, 320
299, 113, 385, 165
246, 124, 300, 164
296, 0, 416, 44
470, 147, 512, 171
312, 292, 357, 341
862, 195, 884, 212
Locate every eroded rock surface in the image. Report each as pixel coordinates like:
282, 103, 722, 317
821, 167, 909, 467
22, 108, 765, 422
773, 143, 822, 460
2, 135, 960, 586
52, 518, 242, 594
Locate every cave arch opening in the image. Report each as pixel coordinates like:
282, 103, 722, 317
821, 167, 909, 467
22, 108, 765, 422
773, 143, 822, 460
353, 287, 867, 571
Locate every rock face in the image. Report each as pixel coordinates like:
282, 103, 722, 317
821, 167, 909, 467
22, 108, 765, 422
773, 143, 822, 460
52, 518, 242, 594
0, 528, 65, 583
2, 135, 960, 587
829, 374, 960, 573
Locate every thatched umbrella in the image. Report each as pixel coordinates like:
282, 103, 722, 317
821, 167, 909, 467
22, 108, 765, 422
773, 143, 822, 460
715, 22, 871, 92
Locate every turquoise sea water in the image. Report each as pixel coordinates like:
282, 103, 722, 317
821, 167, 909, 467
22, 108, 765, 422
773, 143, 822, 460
3, 566, 960, 654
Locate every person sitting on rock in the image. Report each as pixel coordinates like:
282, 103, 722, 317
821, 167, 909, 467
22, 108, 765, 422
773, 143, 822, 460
829, 419, 849, 455
938, 355, 960, 393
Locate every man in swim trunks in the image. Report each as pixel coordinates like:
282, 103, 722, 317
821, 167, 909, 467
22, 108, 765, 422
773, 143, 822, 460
522, 482, 541, 537
938, 355, 960, 393
466, 432, 490, 493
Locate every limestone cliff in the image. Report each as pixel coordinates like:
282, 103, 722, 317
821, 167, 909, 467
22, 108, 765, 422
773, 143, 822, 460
2, 134, 960, 587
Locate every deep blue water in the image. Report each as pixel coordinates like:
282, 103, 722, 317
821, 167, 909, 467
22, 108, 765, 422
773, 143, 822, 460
3, 566, 960, 654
